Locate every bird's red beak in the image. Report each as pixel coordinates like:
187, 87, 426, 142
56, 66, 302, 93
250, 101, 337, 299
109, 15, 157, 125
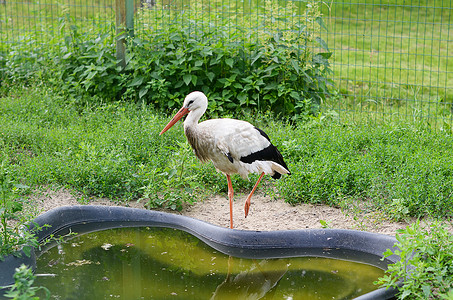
159, 107, 190, 135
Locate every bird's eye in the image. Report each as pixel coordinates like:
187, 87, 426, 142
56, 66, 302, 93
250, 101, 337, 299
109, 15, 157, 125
187, 100, 194, 107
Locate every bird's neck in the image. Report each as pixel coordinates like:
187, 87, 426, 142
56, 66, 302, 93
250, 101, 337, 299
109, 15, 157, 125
184, 108, 205, 130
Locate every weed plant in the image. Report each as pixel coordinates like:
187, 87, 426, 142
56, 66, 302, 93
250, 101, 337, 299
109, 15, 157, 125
278, 122, 453, 220
125, 0, 332, 119
0, 156, 40, 260
377, 220, 453, 299
3, 264, 50, 300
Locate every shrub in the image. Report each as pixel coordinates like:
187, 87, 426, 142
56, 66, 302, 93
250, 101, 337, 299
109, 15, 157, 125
1, 0, 333, 119
4, 264, 50, 299
377, 221, 453, 299
125, 0, 332, 119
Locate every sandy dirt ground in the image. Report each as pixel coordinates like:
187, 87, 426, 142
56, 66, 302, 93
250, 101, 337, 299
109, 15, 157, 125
27, 187, 428, 236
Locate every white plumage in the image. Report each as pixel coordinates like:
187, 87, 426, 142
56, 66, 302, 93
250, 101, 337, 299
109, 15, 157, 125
160, 91, 290, 228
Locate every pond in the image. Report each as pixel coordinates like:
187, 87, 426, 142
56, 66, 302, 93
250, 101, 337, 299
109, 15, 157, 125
35, 227, 385, 300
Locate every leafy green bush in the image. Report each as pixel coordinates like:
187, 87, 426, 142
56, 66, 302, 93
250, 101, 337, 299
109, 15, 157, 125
4, 264, 50, 300
377, 221, 453, 299
1, 0, 332, 119
55, 16, 122, 104
123, 0, 332, 119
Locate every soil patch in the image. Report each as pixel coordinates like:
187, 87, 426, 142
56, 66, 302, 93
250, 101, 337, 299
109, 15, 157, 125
27, 188, 421, 235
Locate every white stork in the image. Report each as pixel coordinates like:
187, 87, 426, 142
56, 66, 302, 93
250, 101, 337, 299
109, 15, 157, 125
160, 91, 290, 229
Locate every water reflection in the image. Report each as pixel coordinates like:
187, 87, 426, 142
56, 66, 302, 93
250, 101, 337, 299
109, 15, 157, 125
35, 227, 384, 299
212, 257, 288, 300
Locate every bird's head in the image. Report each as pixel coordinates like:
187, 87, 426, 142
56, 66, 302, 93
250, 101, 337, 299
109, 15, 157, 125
183, 91, 208, 112
160, 91, 208, 135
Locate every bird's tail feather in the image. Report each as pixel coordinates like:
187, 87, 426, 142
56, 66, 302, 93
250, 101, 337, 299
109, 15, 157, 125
271, 162, 290, 179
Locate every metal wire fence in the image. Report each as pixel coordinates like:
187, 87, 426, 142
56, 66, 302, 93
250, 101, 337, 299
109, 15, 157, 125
321, 1, 452, 130
0, 0, 451, 129
0, 0, 114, 46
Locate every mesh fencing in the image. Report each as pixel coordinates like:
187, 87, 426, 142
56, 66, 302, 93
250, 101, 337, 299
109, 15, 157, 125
321, 1, 452, 130
0, 0, 114, 46
0, 0, 451, 129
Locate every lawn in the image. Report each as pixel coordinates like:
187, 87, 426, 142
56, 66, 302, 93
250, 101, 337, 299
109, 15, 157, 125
1, 85, 452, 220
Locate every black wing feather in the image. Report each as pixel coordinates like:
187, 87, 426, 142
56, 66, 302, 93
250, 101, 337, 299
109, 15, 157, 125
239, 127, 290, 179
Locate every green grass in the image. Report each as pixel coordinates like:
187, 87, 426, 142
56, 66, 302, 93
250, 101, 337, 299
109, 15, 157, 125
278, 121, 453, 220
1, 85, 453, 220
0, 0, 114, 30
0, 85, 258, 209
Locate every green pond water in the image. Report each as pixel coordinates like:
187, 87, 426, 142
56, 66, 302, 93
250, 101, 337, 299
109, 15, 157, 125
35, 227, 385, 300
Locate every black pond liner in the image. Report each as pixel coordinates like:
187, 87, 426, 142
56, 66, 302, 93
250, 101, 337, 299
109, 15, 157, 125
0, 205, 401, 299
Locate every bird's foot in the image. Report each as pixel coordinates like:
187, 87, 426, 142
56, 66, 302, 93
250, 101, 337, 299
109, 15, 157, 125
244, 198, 251, 218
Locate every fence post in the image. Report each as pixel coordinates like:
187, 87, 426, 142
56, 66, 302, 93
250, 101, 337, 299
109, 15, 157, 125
115, 0, 134, 69
126, 0, 134, 38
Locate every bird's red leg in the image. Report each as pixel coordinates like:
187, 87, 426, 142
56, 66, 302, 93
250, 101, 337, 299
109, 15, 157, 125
226, 174, 234, 229
244, 172, 265, 218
